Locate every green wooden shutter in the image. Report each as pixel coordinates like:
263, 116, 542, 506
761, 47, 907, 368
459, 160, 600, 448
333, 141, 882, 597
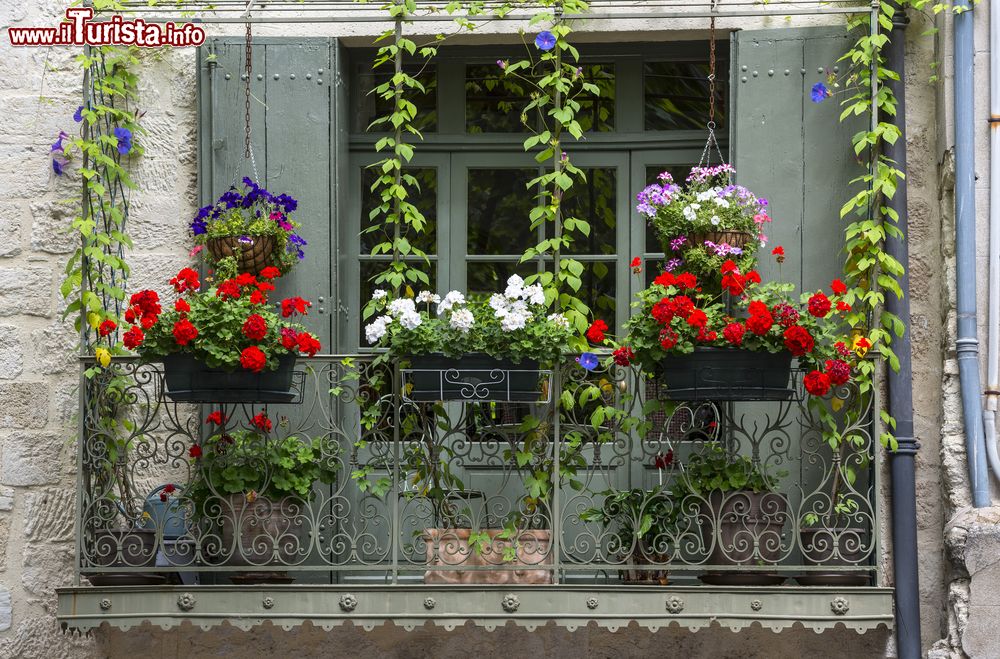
198, 38, 340, 348
731, 27, 865, 290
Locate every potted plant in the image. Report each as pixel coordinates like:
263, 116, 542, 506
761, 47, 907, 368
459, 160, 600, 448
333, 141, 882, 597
602, 251, 860, 401
672, 442, 789, 585
186, 413, 340, 584
191, 177, 306, 275
364, 275, 572, 401
125, 257, 321, 402
636, 164, 771, 287
580, 486, 676, 585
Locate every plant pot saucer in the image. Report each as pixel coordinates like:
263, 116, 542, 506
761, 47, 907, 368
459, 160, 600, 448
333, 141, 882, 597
698, 572, 787, 586
85, 573, 170, 587
795, 572, 870, 587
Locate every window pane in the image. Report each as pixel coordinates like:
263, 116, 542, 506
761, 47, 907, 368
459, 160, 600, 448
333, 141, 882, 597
583, 261, 616, 324
468, 168, 537, 256
644, 60, 728, 131
359, 261, 437, 346
355, 63, 437, 133
360, 167, 437, 255
466, 64, 530, 133
644, 164, 693, 253
467, 262, 538, 299
576, 64, 616, 132
562, 167, 616, 256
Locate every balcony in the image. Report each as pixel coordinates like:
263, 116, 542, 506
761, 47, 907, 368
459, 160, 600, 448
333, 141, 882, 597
57, 355, 892, 633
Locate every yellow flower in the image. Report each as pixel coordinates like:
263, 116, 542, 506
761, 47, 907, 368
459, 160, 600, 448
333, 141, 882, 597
95, 347, 111, 368
245, 490, 257, 503
851, 333, 872, 358
87, 312, 100, 329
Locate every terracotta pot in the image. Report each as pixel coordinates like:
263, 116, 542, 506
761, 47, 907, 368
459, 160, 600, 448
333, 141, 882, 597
85, 527, 166, 586
217, 494, 307, 584
619, 549, 669, 585
422, 528, 553, 584
206, 234, 275, 275
698, 490, 788, 586
797, 526, 870, 586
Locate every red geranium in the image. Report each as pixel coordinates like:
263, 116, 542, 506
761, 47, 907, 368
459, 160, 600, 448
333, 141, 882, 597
831, 278, 848, 295
653, 271, 676, 288
123, 325, 144, 349
205, 411, 227, 425
771, 245, 785, 261
612, 346, 634, 366
586, 319, 608, 343
825, 359, 851, 386
249, 290, 265, 305
172, 318, 199, 346
256, 281, 276, 295
169, 268, 200, 293
216, 280, 241, 300
250, 411, 272, 433
651, 299, 673, 325
782, 325, 815, 356
804, 370, 832, 396
746, 302, 774, 336
296, 332, 321, 357
686, 309, 707, 329
140, 314, 158, 330
836, 301, 851, 313
653, 450, 674, 469
723, 322, 745, 346
772, 303, 800, 328
239, 346, 267, 373
721, 271, 746, 296
175, 298, 191, 313
242, 314, 268, 341
259, 266, 281, 280
235, 273, 257, 288
720, 260, 739, 275
807, 292, 831, 318
671, 296, 695, 318
188, 444, 203, 459
630, 257, 642, 274
98, 319, 117, 337
281, 296, 311, 318
675, 273, 697, 290
660, 328, 678, 350
129, 290, 161, 316
281, 327, 298, 350
159, 483, 176, 502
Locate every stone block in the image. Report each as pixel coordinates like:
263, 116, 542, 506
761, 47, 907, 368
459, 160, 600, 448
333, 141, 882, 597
0, 206, 22, 258
0, 146, 56, 201
0, 486, 13, 511
21, 543, 73, 597
0, 588, 9, 632
0, 382, 49, 428
29, 199, 77, 254
30, 320, 76, 374
0, 266, 52, 317
0, 431, 63, 486
24, 487, 74, 543
0, 324, 21, 379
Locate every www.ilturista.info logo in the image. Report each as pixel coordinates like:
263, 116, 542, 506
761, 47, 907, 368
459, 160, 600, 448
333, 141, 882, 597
8, 8, 206, 48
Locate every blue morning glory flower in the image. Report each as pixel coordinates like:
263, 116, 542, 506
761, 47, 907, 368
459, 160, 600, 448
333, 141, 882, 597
810, 82, 830, 104
113, 127, 133, 154
535, 31, 556, 51
52, 156, 67, 176
51, 131, 68, 153
576, 352, 599, 371
73, 106, 84, 122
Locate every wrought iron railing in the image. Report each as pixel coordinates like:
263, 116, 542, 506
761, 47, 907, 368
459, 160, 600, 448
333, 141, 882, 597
75, 354, 880, 588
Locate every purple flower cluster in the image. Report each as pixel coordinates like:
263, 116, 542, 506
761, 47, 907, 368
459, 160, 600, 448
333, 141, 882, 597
665, 258, 684, 272
703, 240, 743, 257
669, 236, 687, 251
636, 181, 679, 217
686, 163, 735, 184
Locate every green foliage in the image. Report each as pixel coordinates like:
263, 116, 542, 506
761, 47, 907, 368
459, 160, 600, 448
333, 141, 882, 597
674, 442, 783, 497
580, 486, 678, 558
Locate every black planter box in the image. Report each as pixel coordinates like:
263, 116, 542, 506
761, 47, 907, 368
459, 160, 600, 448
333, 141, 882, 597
654, 347, 794, 401
161, 353, 297, 403
405, 353, 542, 402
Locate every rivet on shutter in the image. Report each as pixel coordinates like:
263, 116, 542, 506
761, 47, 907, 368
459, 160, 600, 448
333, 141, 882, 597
752, 71, 758, 77
290, 74, 296, 80
767, 69, 774, 76
225, 73, 231, 80
273, 74, 280, 80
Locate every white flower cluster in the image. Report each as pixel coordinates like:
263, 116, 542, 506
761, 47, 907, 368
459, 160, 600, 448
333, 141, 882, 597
492, 275, 545, 332
437, 290, 465, 315
547, 312, 570, 329
365, 315, 392, 344
416, 290, 441, 305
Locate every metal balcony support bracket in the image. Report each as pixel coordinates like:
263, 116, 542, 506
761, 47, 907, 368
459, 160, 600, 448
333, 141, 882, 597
56, 585, 894, 634
883, 3, 922, 657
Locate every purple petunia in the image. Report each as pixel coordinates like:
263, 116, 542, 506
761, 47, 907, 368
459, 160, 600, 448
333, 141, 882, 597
535, 31, 556, 51
810, 82, 830, 104
288, 234, 307, 260
670, 236, 687, 251
665, 258, 683, 272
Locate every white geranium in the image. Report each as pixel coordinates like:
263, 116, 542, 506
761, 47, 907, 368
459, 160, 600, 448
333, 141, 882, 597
449, 308, 475, 333
489, 293, 508, 312
504, 274, 525, 300
500, 310, 529, 332
388, 297, 416, 318
547, 313, 570, 329
416, 290, 441, 304
364, 315, 392, 345
399, 310, 423, 330
437, 290, 465, 315
523, 284, 545, 306
372, 289, 388, 301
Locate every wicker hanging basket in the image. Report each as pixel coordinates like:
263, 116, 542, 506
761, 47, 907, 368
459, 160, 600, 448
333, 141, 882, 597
206, 235, 275, 275
688, 230, 755, 251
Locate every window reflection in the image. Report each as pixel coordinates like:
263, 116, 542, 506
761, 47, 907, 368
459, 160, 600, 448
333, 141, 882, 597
360, 167, 438, 255
467, 168, 537, 256
644, 60, 728, 131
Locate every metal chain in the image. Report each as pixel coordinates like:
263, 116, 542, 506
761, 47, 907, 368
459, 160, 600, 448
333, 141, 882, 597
698, 0, 725, 170
241, 15, 259, 182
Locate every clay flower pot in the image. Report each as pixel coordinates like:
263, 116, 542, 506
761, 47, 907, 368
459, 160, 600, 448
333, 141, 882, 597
698, 489, 789, 586
85, 527, 166, 586
422, 528, 553, 584
216, 494, 307, 584
797, 526, 870, 586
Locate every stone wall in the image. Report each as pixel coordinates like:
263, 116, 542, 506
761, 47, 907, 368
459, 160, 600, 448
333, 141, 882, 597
0, 1, 965, 657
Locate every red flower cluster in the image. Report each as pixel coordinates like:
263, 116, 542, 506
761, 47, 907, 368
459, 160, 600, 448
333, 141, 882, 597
175, 299, 191, 313
831, 279, 848, 295
281, 327, 298, 350
746, 301, 774, 336
216, 280, 241, 300
720, 260, 761, 296
259, 266, 281, 280
242, 314, 268, 341
660, 328, 679, 350
97, 319, 117, 337
586, 319, 608, 343
281, 297, 311, 318
172, 318, 199, 346
772, 245, 785, 263
188, 444, 203, 459
205, 410, 227, 425
723, 322, 745, 346
804, 370, 832, 396
239, 345, 267, 373
123, 326, 144, 349
159, 483, 176, 502
772, 303, 799, 328
653, 450, 674, 469
124, 290, 161, 331
807, 292, 831, 318
825, 359, 851, 386
251, 411, 272, 433
169, 267, 200, 293
782, 325, 815, 357
653, 271, 697, 290
296, 332, 321, 357
630, 256, 642, 274
612, 346, 634, 366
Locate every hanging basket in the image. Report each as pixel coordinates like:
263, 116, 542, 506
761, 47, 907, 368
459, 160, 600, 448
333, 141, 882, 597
687, 230, 755, 251
206, 235, 275, 275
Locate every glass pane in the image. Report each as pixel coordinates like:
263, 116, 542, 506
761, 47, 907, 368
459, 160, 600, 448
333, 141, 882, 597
468, 168, 537, 256
582, 261, 616, 325
355, 62, 437, 133
467, 262, 538, 299
359, 261, 437, 346
562, 167, 616, 256
466, 64, 531, 133
360, 167, 437, 255
576, 64, 616, 132
644, 59, 729, 131
643, 164, 693, 253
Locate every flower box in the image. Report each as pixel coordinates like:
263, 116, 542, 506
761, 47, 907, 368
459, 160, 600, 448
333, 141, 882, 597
404, 353, 542, 402
421, 528, 553, 584
161, 353, 297, 403
654, 347, 793, 401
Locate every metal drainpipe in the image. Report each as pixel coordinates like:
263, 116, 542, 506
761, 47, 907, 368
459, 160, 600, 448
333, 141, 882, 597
884, 4, 921, 656
983, 0, 1000, 484
955, 1, 991, 507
